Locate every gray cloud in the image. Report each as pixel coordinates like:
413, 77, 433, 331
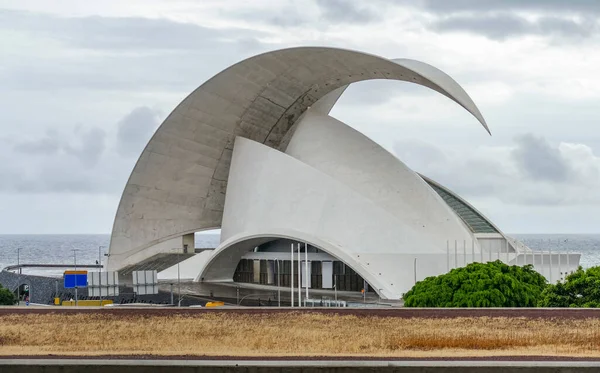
431, 14, 596, 40
116, 106, 161, 157
65, 126, 107, 167
511, 134, 571, 182
240, 0, 379, 27
416, 0, 600, 14
13, 129, 61, 155
393, 139, 447, 170
0, 10, 267, 51
264, 9, 312, 27
0, 107, 160, 194
315, 0, 377, 24
393, 134, 600, 207
13, 126, 106, 167
0, 10, 272, 93
333, 79, 433, 109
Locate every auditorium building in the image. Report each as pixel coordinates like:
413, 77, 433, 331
106, 47, 580, 300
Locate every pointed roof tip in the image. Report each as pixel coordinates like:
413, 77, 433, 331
479, 118, 492, 136
389, 58, 491, 138
483, 122, 492, 136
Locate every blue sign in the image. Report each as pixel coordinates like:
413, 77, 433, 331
64, 271, 88, 288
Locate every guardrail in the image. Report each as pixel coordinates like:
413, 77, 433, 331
2, 264, 102, 272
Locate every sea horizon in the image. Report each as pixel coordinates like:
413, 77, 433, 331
1, 233, 599, 277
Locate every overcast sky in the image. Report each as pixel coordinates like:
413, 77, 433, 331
1, 0, 599, 234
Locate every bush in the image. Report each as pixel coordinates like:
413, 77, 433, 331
403, 261, 547, 307
0, 284, 17, 305
538, 266, 600, 307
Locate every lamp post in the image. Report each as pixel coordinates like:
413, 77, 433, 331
98, 246, 105, 305
72, 249, 78, 306
177, 257, 181, 307
16, 248, 22, 302
17, 248, 21, 274
168, 248, 183, 307
334, 274, 337, 303
414, 258, 417, 285
275, 258, 280, 307
170, 283, 174, 305
98, 246, 105, 271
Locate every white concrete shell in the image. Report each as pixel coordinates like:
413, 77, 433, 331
200, 110, 486, 298
107, 47, 489, 271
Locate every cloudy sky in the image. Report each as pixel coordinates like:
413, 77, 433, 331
1, 0, 599, 234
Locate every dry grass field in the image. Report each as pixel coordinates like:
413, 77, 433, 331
1, 311, 600, 358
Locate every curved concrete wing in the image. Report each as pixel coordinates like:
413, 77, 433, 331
310, 58, 490, 135
283, 110, 477, 249
107, 47, 489, 271
204, 137, 458, 298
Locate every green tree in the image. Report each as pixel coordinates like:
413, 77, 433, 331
0, 284, 17, 305
538, 266, 600, 307
403, 261, 547, 307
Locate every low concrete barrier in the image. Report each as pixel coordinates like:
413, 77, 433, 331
61, 300, 113, 307
1, 360, 600, 373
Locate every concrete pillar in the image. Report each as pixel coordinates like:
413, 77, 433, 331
182, 234, 195, 254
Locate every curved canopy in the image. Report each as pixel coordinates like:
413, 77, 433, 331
107, 46, 490, 270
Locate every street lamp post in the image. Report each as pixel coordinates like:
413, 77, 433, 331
16, 248, 22, 302
98, 246, 105, 305
413, 258, 417, 285
275, 259, 280, 307
334, 274, 337, 303
177, 258, 181, 307
17, 248, 21, 274
73, 249, 78, 306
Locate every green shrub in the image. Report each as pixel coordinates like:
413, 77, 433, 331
538, 266, 600, 307
403, 260, 547, 307
0, 284, 17, 305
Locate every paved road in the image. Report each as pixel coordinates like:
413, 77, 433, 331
2, 359, 600, 373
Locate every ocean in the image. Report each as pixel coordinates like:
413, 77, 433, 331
0, 233, 220, 277
0, 233, 599, 277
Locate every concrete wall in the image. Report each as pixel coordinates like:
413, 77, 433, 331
0, 271, 74, 304
114, 236, 190, 271
183, 234, 195, 253
511, 253, 581, 283
2, 360, 600, 373
0, 271, 205, 306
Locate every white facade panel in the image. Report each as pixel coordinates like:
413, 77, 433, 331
322, 261, 333, 289
301, 261, 312, 289
267, 260, 275, 285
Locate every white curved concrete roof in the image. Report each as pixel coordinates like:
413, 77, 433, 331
201, 113, 482, 298
107, 47, 489, 271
